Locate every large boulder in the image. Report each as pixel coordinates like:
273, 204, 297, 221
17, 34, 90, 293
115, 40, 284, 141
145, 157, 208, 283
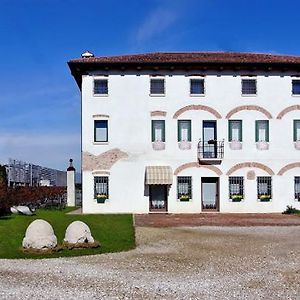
64, 221, 95, 245
22, 219, 57, 250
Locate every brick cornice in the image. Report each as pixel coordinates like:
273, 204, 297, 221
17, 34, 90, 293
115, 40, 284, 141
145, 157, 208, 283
150, 111, 167, 117
174, 162, 222, 176
276, 105, 300, 119
173, 105, 222, 119
277, 162, 300, 175
226, 162, 275, 175
226, 105, 273, 119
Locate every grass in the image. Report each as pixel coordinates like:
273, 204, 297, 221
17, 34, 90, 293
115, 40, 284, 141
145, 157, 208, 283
0, 207, 135, 259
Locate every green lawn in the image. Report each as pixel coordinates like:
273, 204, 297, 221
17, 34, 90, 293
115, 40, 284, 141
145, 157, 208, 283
0, 208, 135, 259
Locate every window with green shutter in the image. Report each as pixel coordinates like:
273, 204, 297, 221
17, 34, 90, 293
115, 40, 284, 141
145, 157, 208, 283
152, 120, 165, 142
228, 120, 242, 142
255, 120, 269, 142
178, 120, 191, 142
293, 120, 300, 141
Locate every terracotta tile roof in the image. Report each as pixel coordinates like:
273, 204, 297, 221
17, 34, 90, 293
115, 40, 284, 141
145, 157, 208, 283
69, 51, 300, 64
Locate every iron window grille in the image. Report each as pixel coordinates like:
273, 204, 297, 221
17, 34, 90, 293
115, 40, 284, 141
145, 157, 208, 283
150, 79, 165, 95
190, 79, 205, 95
257, 176, 272, 200
94, 120, 108, 142
94, 79, 108, 95
295, 177, 300, 200
229, 177, 244, 200
177, 176, 192, 201
94, 176, 109, 199
292, 80, 300, 95
242, 79, 257, 95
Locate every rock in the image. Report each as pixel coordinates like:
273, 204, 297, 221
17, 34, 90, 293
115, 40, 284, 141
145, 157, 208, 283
22, 219, 57, 250
16, 206, 33, 216
64, 221, 95, 244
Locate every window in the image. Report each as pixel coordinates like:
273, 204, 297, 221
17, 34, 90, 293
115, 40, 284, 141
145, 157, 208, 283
190, 79, 205, 95
295, 177, 300, 200
177, 176, 192, 201
94, 79, 108, 95
94, 120, 108, 142
229, 177, 244, 200
294, 120, 300, 141
178, 120, 191, 142
242, 79, 257, 95
151, 120, 165, 142
228, 120, 242, 142
150, 78, 165, 95
292, 80, 300, 95
255, 120, 269, 142
257, 176, 272, 200
94, 176, 109, 198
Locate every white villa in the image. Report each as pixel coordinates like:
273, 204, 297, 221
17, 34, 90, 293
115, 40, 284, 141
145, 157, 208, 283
68, 52, 300, 214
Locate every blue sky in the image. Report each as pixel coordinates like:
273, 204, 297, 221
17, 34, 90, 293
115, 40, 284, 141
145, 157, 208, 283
0, 0, 300, 170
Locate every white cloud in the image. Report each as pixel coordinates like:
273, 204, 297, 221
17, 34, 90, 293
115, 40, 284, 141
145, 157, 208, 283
135, 6, 179, 45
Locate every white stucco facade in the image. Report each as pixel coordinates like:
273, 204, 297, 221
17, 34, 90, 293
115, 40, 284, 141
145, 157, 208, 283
70, 53, 300, 214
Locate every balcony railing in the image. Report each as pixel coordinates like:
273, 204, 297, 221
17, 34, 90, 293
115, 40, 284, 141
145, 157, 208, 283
197, 139, 224, 161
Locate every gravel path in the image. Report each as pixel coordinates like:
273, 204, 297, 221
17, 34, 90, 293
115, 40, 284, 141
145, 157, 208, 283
0, 226, 299, 299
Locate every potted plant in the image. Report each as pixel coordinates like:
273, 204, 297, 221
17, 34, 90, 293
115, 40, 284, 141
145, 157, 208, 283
179, 195, 190, 202
260, 195, 271, 202
96, 194, 107, 203
231, 195, 243, 202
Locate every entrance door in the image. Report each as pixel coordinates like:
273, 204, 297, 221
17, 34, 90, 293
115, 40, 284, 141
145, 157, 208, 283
201, 178, 219, 211
202, 121, 217, 158
149, 185, 167, 212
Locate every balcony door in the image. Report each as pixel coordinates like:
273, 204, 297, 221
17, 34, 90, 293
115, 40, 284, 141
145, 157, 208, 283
202, 121, 217, 158
202, 177, 219, 211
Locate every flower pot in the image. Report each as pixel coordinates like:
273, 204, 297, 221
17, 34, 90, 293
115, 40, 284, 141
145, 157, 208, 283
229, 140, 242, 150
96, 198, 106, 203
232, 198, 242, 202
256, 141, 269, 150
178, 141, 192, 150
152, 141, 165, 150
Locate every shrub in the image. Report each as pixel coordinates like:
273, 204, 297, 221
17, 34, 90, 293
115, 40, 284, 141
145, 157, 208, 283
282, 205, 300, 214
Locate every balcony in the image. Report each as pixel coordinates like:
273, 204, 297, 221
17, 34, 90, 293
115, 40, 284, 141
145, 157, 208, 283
197, 139, 224, 163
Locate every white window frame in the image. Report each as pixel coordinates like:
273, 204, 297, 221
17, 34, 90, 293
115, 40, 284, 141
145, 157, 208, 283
189, 77, 205, 97
241, 77, 257, 97
150, 76, 165, 97
93, 116, 109, 145
93, 76, 109, 97
291, 78, 300, 97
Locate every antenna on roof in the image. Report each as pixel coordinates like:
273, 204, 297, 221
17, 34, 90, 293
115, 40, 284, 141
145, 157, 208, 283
81, 50, 94, 58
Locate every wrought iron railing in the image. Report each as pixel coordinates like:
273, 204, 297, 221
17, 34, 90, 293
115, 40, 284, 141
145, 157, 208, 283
197, 139, 224, 160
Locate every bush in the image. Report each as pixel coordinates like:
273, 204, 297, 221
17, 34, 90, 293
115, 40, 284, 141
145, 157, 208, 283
282, 205, 300, 214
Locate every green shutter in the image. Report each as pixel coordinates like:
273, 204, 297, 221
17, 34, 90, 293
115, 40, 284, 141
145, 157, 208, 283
265, 121, 269, 142
151, 121, 155, 142
294, 120, 300, 142
228, 121, 232, 141
178, 121, 181, 142
188, 120, 192, 141
255, 121, 259, 142
239, 121, 243, 142
162, 121, 165, 142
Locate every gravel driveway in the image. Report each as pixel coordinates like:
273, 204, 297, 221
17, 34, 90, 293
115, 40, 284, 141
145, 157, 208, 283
0, 226, 299, 299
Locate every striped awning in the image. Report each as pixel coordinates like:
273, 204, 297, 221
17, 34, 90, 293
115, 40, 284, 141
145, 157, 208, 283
145, 166, 173, 185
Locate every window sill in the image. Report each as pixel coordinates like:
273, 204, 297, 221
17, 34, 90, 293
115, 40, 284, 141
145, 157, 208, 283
241, 94, 257, 97
229, 141, 242, 150
256, 141, 269, 150
189, 94, 205, 97
178, 141, 192, 150
93, 142, 109, 145
291, 94, 300, 97
93, 94, 109, 97
152, 141, 165, 150
149, 94, 165, 97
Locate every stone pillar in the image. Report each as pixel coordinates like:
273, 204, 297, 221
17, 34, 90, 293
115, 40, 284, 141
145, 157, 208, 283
67, 159, 76, 207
